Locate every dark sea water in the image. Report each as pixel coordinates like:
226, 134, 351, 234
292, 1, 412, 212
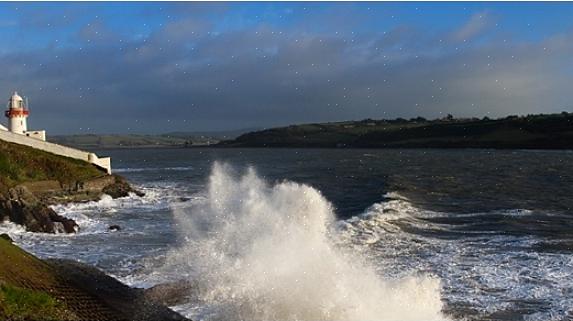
2, 148, 572, 321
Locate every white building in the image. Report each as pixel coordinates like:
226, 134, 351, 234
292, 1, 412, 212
3, 92, 46, 140
0, 92, 111, 174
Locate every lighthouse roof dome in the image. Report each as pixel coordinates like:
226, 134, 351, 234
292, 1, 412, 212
10, 92, 23, 102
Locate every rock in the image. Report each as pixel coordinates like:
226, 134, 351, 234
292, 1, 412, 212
108, 224, 121, 232
53, 222, 66, 234
102, 175, 145, 199
0, 233, 12, 243
61, 219, 79, 233
0, 174, 138, 234
143, 281, 197, 306
0, 186, 78, 234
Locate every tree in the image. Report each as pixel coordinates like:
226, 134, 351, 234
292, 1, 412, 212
411, 116, 427, 122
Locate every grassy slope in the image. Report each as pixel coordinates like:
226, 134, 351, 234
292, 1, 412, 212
0, 284, 73, 320
223, 113, 573, 149
0, 239, 188, 321
0, 139, 104, 190
0, 239, 78, 320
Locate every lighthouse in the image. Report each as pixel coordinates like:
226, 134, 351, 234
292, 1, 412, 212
5, 92, 29, 134
2, 92, 46, 141
0, 91, 110, 173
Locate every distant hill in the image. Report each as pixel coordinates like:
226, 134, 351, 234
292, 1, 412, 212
219, 113, 573, 149
50, 128, 258, 149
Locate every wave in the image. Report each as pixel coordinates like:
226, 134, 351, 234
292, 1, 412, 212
339, 194, 573, 321
0, 182, 186, 277
149, 163, 449, 321
5, 160, 568, 321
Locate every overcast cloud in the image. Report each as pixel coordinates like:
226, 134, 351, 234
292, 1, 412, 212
0, 3, 572, 134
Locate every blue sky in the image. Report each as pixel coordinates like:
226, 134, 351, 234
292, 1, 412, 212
1, 2, 573, 134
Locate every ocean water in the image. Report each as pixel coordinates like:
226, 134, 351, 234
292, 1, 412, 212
2, 148, 573, 321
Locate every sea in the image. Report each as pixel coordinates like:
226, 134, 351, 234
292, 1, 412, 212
1, 148, 573, 321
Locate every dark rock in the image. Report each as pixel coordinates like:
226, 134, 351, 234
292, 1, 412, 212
108, 224, 122, 232
144, 281, 196, 306
0, 174, 138, 234
0, 233, 12, 243
0, 186, 78, 234
102, 175, 145, 198
61, 219, 79, 233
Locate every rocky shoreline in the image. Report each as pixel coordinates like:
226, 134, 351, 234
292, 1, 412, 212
0, 139, 193, 320
0, 174, 143, 234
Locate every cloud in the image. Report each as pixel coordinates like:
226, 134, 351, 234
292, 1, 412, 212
451, 11, 493, 42
77, 20, 121, 44
0, 5, 572, 134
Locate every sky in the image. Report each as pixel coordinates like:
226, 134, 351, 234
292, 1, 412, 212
1, 2, 573, 134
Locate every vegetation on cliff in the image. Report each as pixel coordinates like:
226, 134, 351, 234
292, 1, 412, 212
220, 112, 573, 149
0, 139, 103, 189
0, 139, 140, 233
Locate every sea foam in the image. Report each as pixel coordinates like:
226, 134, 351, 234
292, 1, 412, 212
157, 162, 449, 321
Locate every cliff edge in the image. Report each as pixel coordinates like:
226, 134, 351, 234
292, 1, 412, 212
0, 139, 141, 233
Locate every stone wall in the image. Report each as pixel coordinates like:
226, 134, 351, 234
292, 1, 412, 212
0, 129, 111, 174
25, 130, 46, 141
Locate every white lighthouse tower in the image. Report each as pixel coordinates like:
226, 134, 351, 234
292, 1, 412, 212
5, 92, 29, 134
2, 92, 46, 140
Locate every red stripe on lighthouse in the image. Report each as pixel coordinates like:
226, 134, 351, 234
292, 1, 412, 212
4, 109, 29, 118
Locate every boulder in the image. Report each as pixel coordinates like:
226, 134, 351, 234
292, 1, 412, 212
102, 175, 145, 198
0, 233, 12, 243
0, 186, 78, 234
144, 281, 197, 306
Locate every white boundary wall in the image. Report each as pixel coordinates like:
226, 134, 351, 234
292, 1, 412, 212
0, 130, 111, 174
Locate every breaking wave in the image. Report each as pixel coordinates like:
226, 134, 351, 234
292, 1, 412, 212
154, 163, 449, 321
338, 194, 573, 321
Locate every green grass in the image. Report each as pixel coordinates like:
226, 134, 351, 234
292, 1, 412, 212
0, 284, 75, 321
0, 239, 77, 320
0, 139, 104, 188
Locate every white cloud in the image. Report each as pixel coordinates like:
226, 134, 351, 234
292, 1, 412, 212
451, 11, 493, 42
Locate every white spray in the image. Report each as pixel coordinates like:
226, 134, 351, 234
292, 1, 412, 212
159, 162, 449, 321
